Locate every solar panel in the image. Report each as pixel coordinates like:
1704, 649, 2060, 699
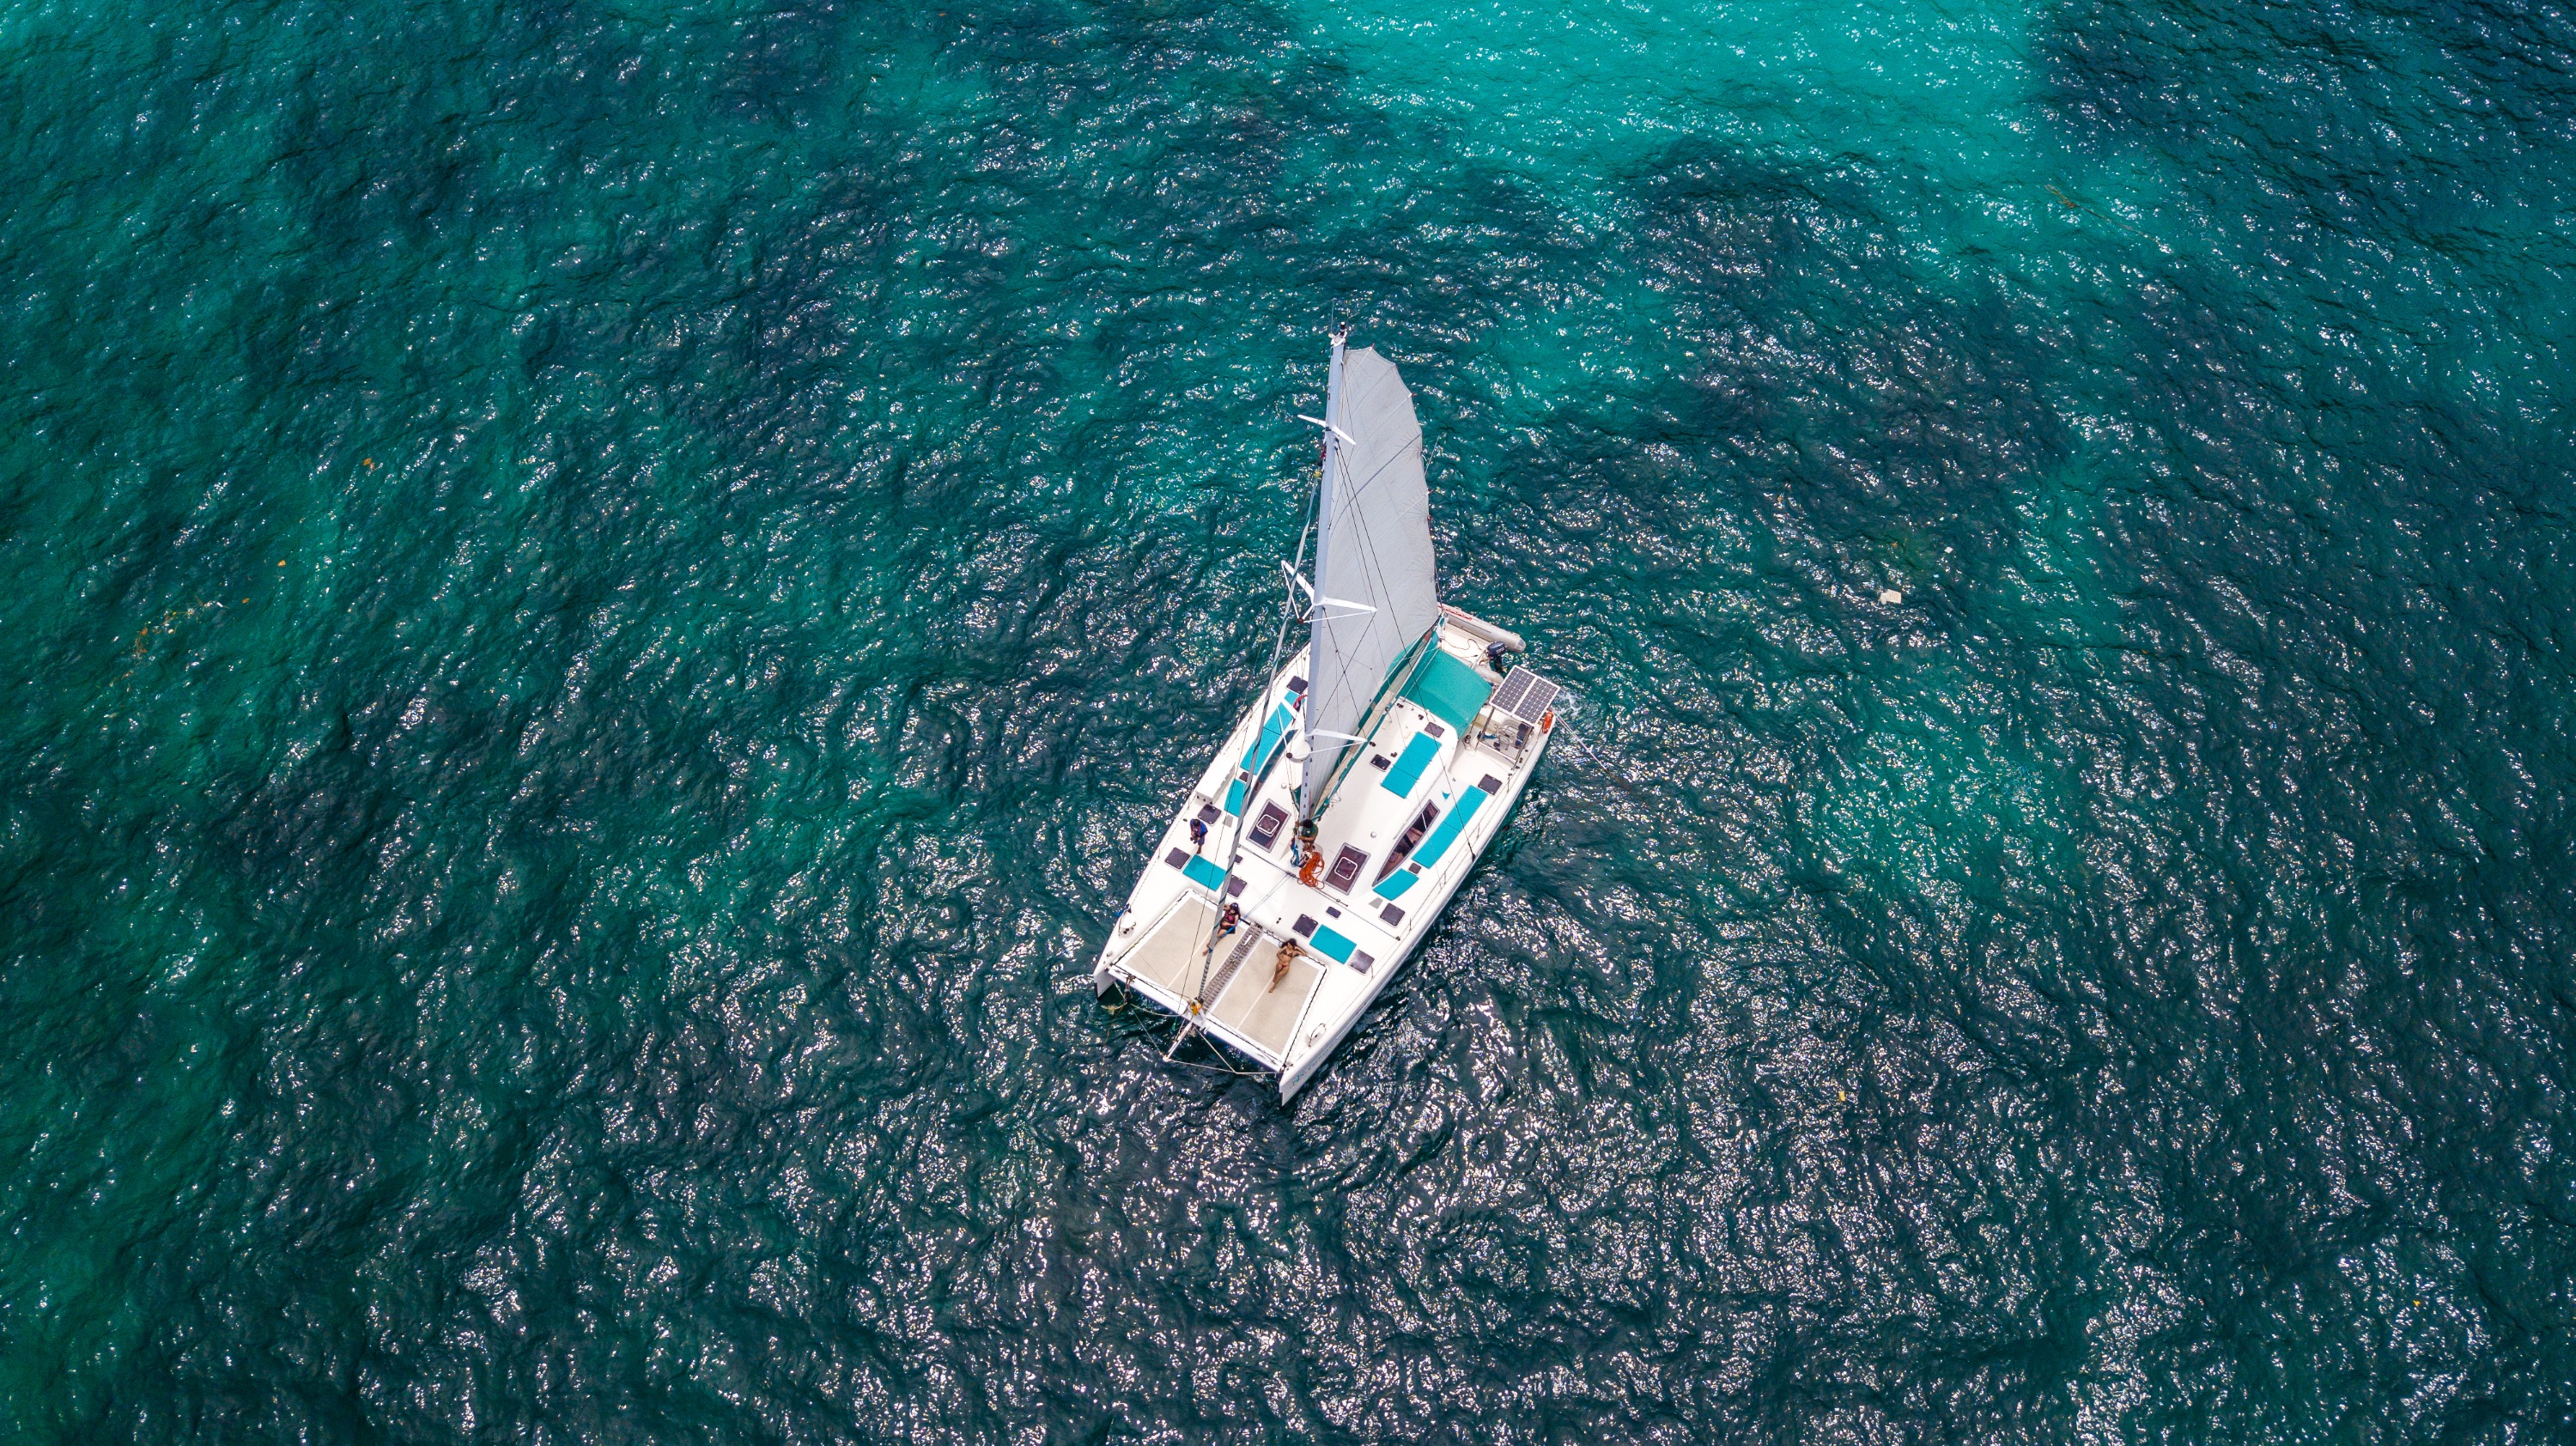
1490, 666, 1559, 724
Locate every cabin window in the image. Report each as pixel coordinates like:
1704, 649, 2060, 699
1327, 846, 1368, 892
1375, 804, 1440, 880
1248, 802, 1289, 849
1291, 914, 1317, 939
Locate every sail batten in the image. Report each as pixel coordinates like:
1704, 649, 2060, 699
1299, 339, 1440, 815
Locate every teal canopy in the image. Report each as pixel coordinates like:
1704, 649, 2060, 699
1401, 647, 1494, 734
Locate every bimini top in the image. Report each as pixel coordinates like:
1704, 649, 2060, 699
1400, 645, 1494, 734
1300, 341, 1441, 814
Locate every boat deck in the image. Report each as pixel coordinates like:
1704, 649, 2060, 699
1096, 611, 1555, 1098
1119, 898, 1321, 1058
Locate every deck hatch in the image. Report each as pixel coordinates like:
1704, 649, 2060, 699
1248, 802, 1289, 849
1327, 847, 1368, 891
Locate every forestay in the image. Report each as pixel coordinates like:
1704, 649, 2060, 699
1301, 342, 1440, 814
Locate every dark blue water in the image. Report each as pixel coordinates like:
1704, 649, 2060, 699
4, 0, 2573, 1437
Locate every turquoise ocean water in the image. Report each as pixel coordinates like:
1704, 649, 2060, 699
5, 0, 2573, 1437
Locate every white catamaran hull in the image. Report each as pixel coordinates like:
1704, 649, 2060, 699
1093, 609, 1556, 1101
1095, 333, 1553, 1101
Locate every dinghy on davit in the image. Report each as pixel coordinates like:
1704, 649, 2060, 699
1093, 330, 1558, 1101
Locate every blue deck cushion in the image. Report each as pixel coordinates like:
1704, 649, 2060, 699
1400, 647, 1494, 734
1182, 855, 1227, 892
1380, 732, 1442, 797
1309, 925, 1358, 963
1245, 702, 1295, 771
1411, 785, 1492, 871
1374, 866, 1419, 901
1224, 702, 1297, 814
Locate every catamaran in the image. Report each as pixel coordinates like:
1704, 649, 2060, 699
1092, 329, 1559, 1101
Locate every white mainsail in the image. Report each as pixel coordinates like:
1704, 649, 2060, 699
1299, 337, 1440, 816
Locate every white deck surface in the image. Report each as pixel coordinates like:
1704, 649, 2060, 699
1095, 615, 1552, 1099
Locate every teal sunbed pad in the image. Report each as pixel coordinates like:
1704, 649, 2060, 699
1225, 702, 1297, 814
1381, 732, 1442, 797
1411, 785, 1492, 871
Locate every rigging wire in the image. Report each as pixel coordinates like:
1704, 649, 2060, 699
1169, 437, 1325, 1054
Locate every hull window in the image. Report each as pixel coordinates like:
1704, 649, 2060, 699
1375, 804, 1440, 880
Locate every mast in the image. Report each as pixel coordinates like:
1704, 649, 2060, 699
1298, 327, 1350, 821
